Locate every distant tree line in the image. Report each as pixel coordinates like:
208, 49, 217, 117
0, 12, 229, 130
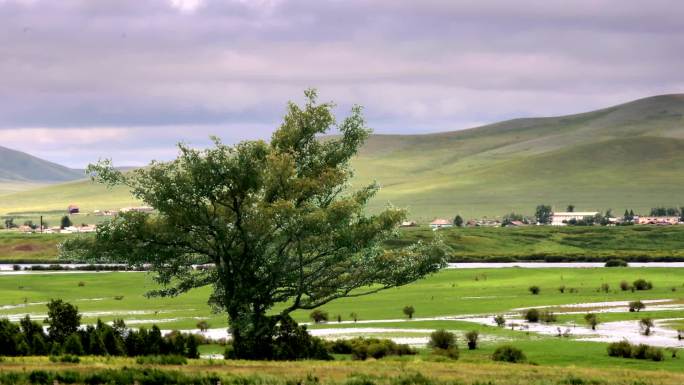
0, 299, 199, 358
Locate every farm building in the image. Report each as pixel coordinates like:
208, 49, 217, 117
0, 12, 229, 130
634, 216, 680, 225
429, 219, 453, 229
551, 211, 599, 226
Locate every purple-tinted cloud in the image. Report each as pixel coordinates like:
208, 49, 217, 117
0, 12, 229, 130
0, 0, 683, 167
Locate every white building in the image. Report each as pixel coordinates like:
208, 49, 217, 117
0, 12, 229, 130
551, 212, 599, 226
429, 218, 453, 229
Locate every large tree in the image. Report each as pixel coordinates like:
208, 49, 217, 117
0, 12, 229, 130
62, 90, 446, 359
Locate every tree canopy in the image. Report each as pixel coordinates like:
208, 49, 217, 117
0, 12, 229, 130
62, 90, 446, 359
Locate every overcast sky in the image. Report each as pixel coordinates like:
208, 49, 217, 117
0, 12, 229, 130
1, 0, 683, 167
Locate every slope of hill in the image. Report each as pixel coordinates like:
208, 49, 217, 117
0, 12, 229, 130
0, 146, 83, 182
2, 94, 684, 221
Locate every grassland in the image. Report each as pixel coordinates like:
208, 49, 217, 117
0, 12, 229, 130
5, 225, 684, 263
3, 356, 684, 385
0, 267, 683, 378
390, 225, 684, 261
0, 268, 682, 330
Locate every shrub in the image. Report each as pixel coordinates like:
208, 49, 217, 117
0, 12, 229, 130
558, 285, 566, 293
529, 286, 540, 295
465, 330, 479, 350
491, 345, 526, 363
77, 281, 85, 287
350, 312, 358, 322
605, 259, 628, 267
327, 339, 353, 354
607, 340, 633, 358
428, 329, 455, 350
619, 281, 631, 291
337, 314, 342, 323
402, 305, 415, 319
113, 295, 124, 300
523, 308, 540, 323
49, 354, 80, 363
348, 338, 415, 361
629, 300, 645, 312
432, 346, 459, 360
539, 311, 557, 323
633, 279, 653, 291
493, 314, 506, 327
309, 309, 329, 323
599, 283, 610, 293
63, 333, 84, 356
584, 313, 599, 330
640, 318, 654, 336
28, 370, 52, 385
196, 320, 210, 332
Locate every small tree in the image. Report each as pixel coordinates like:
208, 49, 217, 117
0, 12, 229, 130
45, 299, 81, 344
535, 205, 552, 225
640, 318, 654, 336
492, 345, 526, 363
584, 313, 599, 330
453, 215, 463, 227
403, 305, 415, 319
429, 329, 455, 350
629, 300, 645, 312
633, 279, 653, 291
60, 215, 73, 229
336, 314, 342, 323
619, 281, 631, 291
309, 309, 329, 324
465, 330, 479, 350
529, 286, 540, 295
350, 312, 358, 323
493, 314, 506, 327
63, 333, 84, 355
196, 320, 210, 333
566, 205, 575, 212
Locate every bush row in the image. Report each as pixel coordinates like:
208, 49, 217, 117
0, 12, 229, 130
607, 340, 664, 361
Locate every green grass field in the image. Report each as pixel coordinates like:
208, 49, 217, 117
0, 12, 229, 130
0, 267, 684, 377
5, 225, 684, 263
391, 225, 684, 261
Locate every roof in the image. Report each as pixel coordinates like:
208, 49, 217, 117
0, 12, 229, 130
430, 219, 451, 225
552, 212, 599, 216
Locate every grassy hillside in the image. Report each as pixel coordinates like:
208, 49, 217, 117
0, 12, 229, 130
3, 94, 684, 220
0, 146, 83, 183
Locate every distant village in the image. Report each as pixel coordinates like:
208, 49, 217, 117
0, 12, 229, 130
406, 206, 684, 230
2, 204, 154, 234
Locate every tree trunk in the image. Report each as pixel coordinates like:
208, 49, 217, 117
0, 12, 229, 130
228, 310, 278, 359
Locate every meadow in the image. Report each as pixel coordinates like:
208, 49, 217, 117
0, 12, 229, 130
5, 225, 684, 263
0, 267, 683, 374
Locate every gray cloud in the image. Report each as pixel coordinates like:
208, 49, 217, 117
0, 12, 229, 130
0, 0, 683, 167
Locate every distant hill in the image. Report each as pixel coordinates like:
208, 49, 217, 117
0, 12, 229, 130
0, 146, 83, 183
3, 94, 684, 220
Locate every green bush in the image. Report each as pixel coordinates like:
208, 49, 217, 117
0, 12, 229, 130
347, 338, 415, 361
432, 346, 459, 360
28, 370, 52, 385
539, 311, 557, 323
428, 329, 455, 350
49, 354, 80, 363
493, 315, 506, 327
629, 300, 645, 312
309, 309, 329, 323
633, 279, 653, 290
607, 340, 633, 358
523, 308, 540, 322
529, 286, 540, 295
492, 345, 526, 363
465, 331, 479, 350
605, 259, 628, 267
619, 280, 631, 291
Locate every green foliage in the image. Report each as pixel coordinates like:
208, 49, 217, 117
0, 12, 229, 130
605, 259, 628, 267
535, 205, 552, 225
61, 90, 446, 360
529, 285, 540, 295
63, 333, 84, 356
465, 330, 479, 350
402, 305, 415, 319
491, 345, 526, 363
523, 308, 540, 322
310, 309, 329, 324
493, 315, 506, 327
341, 338, 416, 361
633, 279, 653, 290
629, 300, 646, 312
45, 299, 81, 344
428, 329, 455, 350
608, 341, 664, 361
539, 311, 557, 323
640, 318, 654, 336
60, 215, 72, 229
584, 313, 599, 330
453, 215, 463, 227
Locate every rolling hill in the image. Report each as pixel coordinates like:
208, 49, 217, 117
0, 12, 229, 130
2, 94, 684, 221
0, 146, 83, 183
